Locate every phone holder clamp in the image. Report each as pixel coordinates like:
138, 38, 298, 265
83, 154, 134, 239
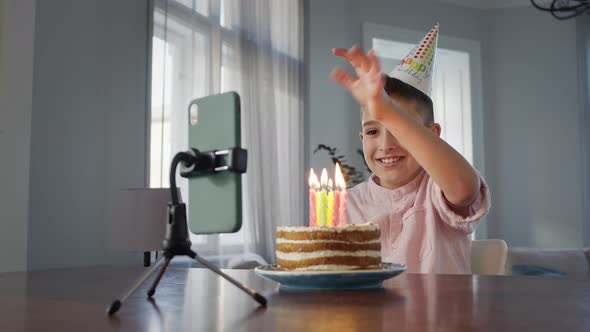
179, 147, 247, 178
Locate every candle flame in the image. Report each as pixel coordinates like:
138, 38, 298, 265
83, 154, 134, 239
335, 162, 346, 189
308, 168, 320, 189
320, 168, 328, 188
328, 178, 333, 190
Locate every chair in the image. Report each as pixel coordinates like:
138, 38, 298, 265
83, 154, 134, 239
470, 239, 508, 275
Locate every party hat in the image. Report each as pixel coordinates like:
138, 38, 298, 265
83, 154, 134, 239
388, 23, 439, 97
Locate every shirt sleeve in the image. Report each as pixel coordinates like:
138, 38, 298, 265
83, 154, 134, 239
429, 173, 491, 234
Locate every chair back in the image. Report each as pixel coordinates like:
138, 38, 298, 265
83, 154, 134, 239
471, 239, 508, 275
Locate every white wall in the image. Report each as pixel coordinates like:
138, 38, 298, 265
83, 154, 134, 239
577, 16, 590, 246
0, 0, 36, 272
0, 0, 3, 67
27, 0, 149, 270
482, 8, 583, 248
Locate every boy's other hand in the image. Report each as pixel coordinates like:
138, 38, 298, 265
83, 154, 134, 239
331, 46, 386, 113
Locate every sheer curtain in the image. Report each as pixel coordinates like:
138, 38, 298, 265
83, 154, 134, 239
150, 0, 304, 265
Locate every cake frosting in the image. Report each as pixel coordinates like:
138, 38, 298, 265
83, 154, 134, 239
275, 223, 381, 271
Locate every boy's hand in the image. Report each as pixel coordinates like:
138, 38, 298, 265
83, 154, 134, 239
331, 46, 386, 114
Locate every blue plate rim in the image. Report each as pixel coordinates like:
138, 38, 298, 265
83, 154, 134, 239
254, 262, 406, 276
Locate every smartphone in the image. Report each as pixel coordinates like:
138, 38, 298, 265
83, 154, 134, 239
187, 91, 242, 234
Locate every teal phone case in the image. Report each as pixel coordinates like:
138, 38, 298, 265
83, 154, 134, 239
187, 91, 242, 234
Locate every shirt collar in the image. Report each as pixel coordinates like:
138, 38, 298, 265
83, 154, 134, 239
368, 169, 426, 198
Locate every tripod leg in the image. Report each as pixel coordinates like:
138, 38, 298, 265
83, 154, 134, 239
188, 250, 267, 306
107, 256, 166, 316
147, 256, 172, 297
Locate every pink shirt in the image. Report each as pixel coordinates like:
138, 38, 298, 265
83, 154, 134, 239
347, 170, 491, 274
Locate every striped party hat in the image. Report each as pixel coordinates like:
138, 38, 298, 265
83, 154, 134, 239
388, 23, 439, 97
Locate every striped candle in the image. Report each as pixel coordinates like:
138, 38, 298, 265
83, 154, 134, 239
333, 189, 340, 226
318, 168, 328, 226
339, 189, 347, 225
326, 178, 334, 227
308, 169, 319, 226
334, 162, 347, 226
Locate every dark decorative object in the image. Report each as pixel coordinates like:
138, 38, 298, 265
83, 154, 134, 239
313, 144, 370, 187
531, 0, 589, 20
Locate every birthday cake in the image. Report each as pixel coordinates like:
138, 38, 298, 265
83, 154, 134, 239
275, 223, 381, 271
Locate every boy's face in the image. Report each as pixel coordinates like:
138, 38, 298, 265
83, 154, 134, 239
359, 96, 440, 189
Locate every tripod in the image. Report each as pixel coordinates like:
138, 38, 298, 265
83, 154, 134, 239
107, 149, 267, 315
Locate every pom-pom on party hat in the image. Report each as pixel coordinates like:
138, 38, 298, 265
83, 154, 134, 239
388, 23, 439, 97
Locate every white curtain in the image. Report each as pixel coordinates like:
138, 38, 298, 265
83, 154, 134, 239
150, 0, 304, 265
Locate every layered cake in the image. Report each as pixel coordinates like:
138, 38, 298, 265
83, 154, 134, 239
275, 223, 381, 271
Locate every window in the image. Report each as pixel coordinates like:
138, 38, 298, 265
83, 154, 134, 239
149, 0, 243, 255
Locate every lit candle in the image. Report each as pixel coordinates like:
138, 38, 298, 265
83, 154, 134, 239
315, 178, 323, 227
333, 163, 342, 225
335, 162, 347, 225
308, 169, 319, 227
318, 168, 328, 226
339, 186, 347, 226
326, 178, 334, 227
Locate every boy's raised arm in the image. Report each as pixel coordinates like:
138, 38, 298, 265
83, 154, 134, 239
372, 93, 480, 209
331, 46, 480, 209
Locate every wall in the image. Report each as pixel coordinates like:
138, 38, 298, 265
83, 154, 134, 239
0, 0, 36, 272
0, 0, 3, 65
483, 8, 583, 248
27, 0, 149, 270
577, 16, 590, 246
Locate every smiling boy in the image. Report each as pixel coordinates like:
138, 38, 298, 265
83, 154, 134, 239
331, 24, 491, 274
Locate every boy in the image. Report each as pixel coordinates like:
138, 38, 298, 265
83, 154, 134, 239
331, 24, 491, 274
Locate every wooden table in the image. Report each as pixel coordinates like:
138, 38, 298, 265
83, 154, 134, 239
1, 266, 589, 331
